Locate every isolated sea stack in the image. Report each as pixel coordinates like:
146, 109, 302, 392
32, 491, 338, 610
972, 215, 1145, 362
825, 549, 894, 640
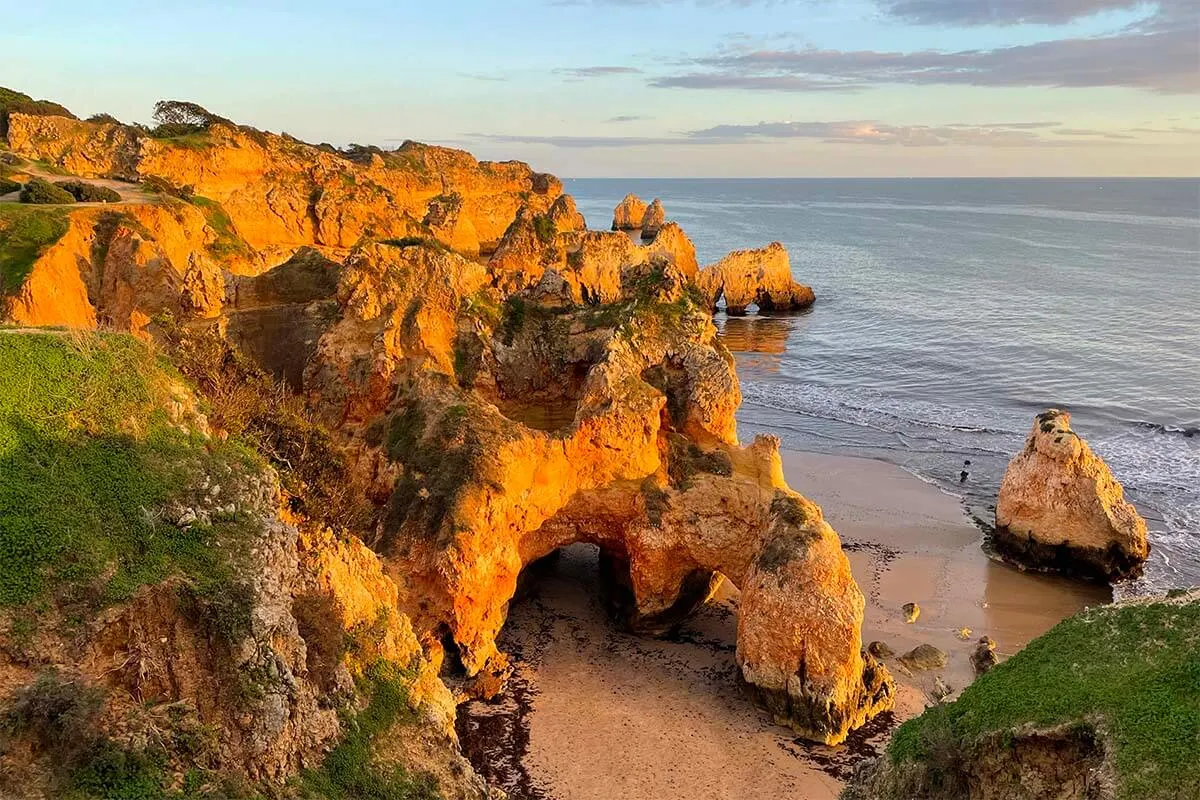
695, 241, 816, 314
995, 409, 1149, 581
612, 192, 648, 230
640, 197, 665, 239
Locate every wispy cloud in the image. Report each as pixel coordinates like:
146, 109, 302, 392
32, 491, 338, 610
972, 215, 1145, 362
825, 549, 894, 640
879, 0, 1148, 26
1053, 127, 1136, 138
468, 133, 690, 147
649, 2, 1198, 94
468, 119, 1134, 148
554, 66, 644, 78
606, 114, 653, 122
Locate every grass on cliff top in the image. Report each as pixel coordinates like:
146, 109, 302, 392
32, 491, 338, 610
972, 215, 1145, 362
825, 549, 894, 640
889, 598, 1200, 799
188, 195, 251, 260
0, 331, 259, 622
299, 660, 439, 800
0, 204, 69, 296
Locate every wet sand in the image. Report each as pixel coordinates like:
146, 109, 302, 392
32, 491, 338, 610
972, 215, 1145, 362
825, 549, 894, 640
458, 449, 1110, 800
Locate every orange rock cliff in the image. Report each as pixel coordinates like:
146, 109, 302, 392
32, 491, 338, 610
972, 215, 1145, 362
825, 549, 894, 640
1, 98, 883, 793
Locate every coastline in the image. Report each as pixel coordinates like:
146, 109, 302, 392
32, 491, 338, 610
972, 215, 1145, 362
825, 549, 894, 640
458, 448, 1110, 799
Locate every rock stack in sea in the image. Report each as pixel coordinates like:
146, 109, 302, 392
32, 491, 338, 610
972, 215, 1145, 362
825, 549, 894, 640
995, 408, 1149, 581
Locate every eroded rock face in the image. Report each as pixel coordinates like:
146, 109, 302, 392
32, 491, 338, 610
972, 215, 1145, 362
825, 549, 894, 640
696, 241, 815, 314
640, 197, 665, 240
612, 192, 648, 230
995, 409, 1149, 581
302, 241, 891, 745
2, 109, 868, 748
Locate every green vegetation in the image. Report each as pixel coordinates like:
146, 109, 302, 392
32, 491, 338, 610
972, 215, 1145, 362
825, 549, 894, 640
0, 332, 259, 618
2, 671, 258, 799
19, 177, 77, 205
532, 213, 556, 244
380, 236, 449, 253
142, 175, 195, 200
156, 319, 377, 535
299, 661, 439, 800
888, 598, 1200, 799
0, 177, 20, 194
0, 87, 75, 137
0, 204, 69, 295
381, 399, 483, 544
188, 196, 250, 260
55, 180, 121, 203
666, 433, 732, 489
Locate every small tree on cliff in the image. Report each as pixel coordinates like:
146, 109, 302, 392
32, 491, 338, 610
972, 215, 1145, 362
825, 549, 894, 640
150, 100, 232, 139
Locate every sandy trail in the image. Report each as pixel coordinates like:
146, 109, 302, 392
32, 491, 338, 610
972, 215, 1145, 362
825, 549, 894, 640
457, 450, 1108, 800
0, 161, 153, 205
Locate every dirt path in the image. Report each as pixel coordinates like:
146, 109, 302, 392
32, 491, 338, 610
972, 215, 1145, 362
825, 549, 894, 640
0, 160, 154, 206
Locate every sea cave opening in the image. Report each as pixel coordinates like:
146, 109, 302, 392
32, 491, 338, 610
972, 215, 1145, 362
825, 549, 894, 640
454, 542, 759, 798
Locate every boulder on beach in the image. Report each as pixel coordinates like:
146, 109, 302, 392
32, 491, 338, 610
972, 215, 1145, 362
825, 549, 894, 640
971, 636, 999, 675
612, 192, 648, 230
640, 197, 665, 240
902, 602, 920, 623
995, 409, 1149, 582
898, 643, 948, 671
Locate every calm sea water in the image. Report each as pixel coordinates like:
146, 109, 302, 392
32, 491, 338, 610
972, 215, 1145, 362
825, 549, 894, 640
568, 178, 1200, 595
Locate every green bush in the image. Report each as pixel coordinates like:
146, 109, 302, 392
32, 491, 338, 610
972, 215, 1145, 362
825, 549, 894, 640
19, 178, 76, 205
0, 177, 20, 195
55, 180, 121, 203
300, 661, 439, 800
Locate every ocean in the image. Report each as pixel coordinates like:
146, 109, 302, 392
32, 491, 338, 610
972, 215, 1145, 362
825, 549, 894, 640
567, 178, 1200, 595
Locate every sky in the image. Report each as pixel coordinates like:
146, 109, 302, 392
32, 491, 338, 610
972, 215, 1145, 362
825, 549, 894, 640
2, 0, 1198, 176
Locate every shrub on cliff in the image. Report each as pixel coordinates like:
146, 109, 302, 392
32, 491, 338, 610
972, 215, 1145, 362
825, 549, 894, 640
0, 177, 20, 195
154, 317, 377, 536
18, 178, 76, 205
54, 180, 121, 203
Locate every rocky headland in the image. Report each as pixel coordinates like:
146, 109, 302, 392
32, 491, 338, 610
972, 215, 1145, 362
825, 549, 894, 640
0, 89, 879, 799
1, 88, 1193, 800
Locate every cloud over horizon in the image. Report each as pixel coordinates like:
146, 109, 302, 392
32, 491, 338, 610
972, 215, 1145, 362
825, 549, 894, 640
468, 118, 1154, 148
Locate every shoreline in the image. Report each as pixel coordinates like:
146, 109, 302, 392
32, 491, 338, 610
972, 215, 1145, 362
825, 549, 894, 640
457, 448, 1110, 799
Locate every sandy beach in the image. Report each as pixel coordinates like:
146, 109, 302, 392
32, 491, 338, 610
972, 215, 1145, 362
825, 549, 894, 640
457, 449, 1111, 800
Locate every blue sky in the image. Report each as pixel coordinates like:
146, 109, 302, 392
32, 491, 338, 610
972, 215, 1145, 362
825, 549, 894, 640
3, 0, 1198, 176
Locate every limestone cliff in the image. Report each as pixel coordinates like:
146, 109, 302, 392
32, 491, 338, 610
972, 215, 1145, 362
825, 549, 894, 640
0, 331, 486, 800
1, 96, 880, 772
995, 409, 1149, 581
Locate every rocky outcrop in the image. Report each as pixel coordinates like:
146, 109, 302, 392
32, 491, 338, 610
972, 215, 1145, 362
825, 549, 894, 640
640, 197, 665, 240
2, 97, 871, 755
696, 241, 815, 314
995, 410, 1149, 581
547, 193, 586, 234
296, 239, 892, 745
612, 192, 648, 230
6, 113, 560, 261
0, 332, 488, 798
